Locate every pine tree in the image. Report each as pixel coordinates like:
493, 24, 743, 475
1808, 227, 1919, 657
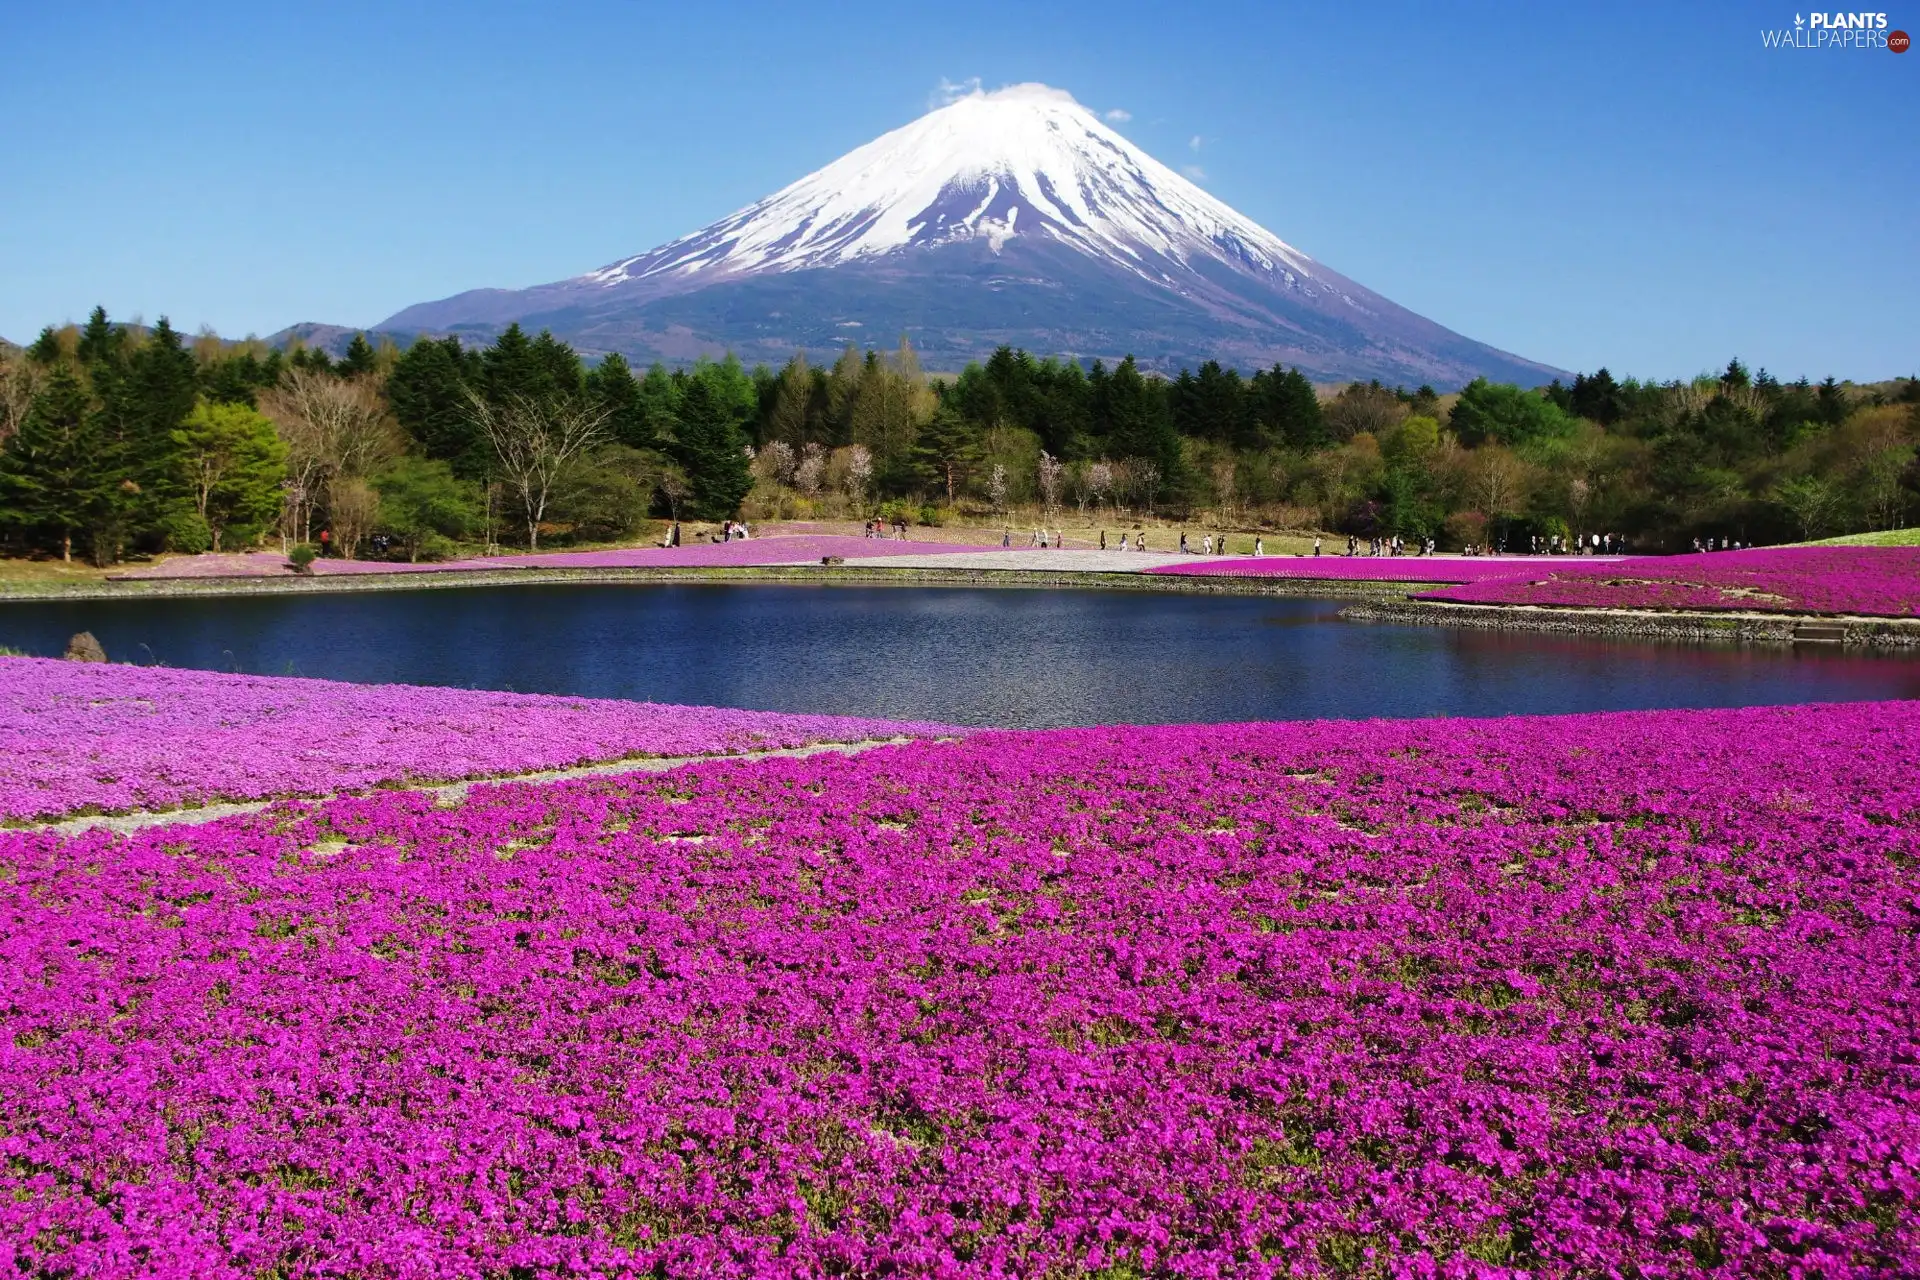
337, 333, 378, 378
76, 306, 123, 366
585, 353, 649, 449
912, 404, 982, 504
671, 376, 753, 519
120, 318, 202, 530
1251, 365, 1325, 449
391, 336, 482, 475
1100, 356, 1182, 487
0, 366, 106, 562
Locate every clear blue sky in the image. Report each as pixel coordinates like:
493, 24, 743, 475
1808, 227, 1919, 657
3, 0, 1913, 381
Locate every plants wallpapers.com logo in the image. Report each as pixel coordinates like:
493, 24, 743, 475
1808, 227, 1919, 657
1760, 11, 1909, 48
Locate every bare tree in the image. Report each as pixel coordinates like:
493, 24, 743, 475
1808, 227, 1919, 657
261, 369, 399, 544
1128, 458, 1163, 514
466, 392, 612, 549
1324, 382, 1405, 440
656, 464, 692, 523
1036, 450, 1065, 518
262, 369, 398, 481
327, 477, 381, 559
0, 355, 38, 449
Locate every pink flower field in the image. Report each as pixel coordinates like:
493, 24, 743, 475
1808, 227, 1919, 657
111, 535, 998, 580
0, 657, 953, 823
2, 700, 1916, 1276
1418, 546, 1920, 617
1148, 556, 1586, 584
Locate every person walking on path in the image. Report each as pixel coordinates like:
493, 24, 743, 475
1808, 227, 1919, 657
1002, 529, 1011, 548
1180, 532, 1189, 554
1100, 530, 1107, 550
1313, 535, 1322, 557
1254, 536, 1264, 557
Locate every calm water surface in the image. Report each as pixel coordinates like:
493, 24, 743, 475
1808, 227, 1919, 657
4, 584, 1917, 727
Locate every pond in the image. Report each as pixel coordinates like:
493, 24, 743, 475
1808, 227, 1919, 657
4, 583, 1917, 728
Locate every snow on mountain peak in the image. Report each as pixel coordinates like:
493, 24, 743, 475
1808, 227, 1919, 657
582, 83, 1318, 294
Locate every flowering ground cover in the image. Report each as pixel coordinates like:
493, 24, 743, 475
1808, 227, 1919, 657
3, 700, 1914, 1276
1419, 546, 1920, 617
0, 657, 951, 823
110, 535, 998, 580
1148, 556, 1589, 584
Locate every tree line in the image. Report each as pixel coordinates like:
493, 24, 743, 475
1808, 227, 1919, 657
1, 307, 1916, 565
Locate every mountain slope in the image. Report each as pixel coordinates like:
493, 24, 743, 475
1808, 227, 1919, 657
374, 84, 1561, 385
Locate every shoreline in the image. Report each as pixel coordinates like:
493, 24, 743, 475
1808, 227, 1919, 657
1342, 597, 1920, 649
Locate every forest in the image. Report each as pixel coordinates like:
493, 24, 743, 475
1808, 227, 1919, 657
1, 306, 1915, 565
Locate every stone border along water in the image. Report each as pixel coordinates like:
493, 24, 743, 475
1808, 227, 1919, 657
1343, 598, 1920, 649
22, 737, 928, 837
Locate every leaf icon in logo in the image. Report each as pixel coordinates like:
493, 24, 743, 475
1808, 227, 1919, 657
1794, 12, 1804, 24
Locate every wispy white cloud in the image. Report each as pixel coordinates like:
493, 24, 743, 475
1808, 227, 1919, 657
1188, 134, 1203, 151
1183, 164, 1207, 182
1104, 107, 1132, 123
931, 76, 982, 108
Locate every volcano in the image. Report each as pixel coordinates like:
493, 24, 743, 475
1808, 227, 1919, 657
371, 84, 1560, 386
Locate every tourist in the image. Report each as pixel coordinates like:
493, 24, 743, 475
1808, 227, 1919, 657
1202, 534, 1212, 556
319, 528, 330, 556
1313, 536, 1321, 556
1001, 529, 1011, 548
1136, 531, 1147, 552
1118, 532, 1129, 552
1100, 530, 1107, 550
1254, 536, 1264, 557
1180, 532, 1189, 554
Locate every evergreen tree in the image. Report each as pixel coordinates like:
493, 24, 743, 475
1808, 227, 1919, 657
26, 327, 64, 365
585, 353, 649, 448
670, 376, 753, 519
123, 319, 202, 506
637, 363, 681, 444
1251, 365, 1325, 449
76, 306, 122, 366
390, 336, 482, 475
1100, 356, 1183, 488
0, 366, 106, 562
337, 332, 378, 378
169, 400, 287, 551
912, 403, 982, 504
529, 330, 586, 399
479, 324, 539, 404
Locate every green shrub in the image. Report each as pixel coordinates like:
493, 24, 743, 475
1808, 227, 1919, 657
162, 511, 213, 555
287, 543, 318, 574
917, 504, 946, 527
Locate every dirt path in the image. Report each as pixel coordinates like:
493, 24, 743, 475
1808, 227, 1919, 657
24, 737, 922, 838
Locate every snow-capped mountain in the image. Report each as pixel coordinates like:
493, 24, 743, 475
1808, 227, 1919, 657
370, 84, 1560, 386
